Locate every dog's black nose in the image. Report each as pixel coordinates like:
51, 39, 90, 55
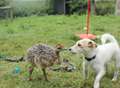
68, 48, 72, 51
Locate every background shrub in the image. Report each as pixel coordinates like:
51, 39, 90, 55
0, 0, 116, 17
10, 0, 53, 17
68, 0, 87, 14
96, 0, 115, 15
0, 0, 9, 6
66, 0, 115, 15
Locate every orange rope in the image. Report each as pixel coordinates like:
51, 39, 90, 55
86, 0, 91, 34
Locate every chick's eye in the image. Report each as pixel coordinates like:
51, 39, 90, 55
78, 43, 81, 47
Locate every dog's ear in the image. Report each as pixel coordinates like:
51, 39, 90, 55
88, 41, 97, 48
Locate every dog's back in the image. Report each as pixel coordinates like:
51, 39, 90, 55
97, 34, 120, 62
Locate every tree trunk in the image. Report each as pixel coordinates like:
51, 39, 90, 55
115, 0, 120, 15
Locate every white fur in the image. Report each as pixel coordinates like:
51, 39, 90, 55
101, 33, 117, 44
69, 34, 120, 88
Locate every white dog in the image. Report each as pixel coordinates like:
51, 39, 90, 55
69, 34, 120, 88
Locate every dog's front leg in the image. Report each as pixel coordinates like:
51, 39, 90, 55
83, 60, 88, 80
94, 68, 105, 88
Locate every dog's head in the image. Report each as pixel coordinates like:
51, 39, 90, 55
69, 39, 97, 54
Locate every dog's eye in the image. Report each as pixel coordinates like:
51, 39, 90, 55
88, 41, 93, 44
78, 43, 81, 47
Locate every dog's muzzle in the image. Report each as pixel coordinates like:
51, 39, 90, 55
68, 48, 76, 54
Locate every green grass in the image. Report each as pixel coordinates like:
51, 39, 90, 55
0, 15, 120, 88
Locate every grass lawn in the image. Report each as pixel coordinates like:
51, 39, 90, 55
0, 15, 120, 88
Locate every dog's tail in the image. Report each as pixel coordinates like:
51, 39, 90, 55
101, 33, 118, 44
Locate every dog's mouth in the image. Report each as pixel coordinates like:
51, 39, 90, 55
69, 51, 77, 54
71, 52, 77, 54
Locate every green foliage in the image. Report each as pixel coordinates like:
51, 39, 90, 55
96, 0, 116, 15
68, 0, 88, 14
0, 0, 116, 16
66, 0, 115, 15
11, 0, 53, 17
0, 0, 10, 6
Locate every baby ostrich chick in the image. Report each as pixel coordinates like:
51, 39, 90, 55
26, 44, 64, 81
